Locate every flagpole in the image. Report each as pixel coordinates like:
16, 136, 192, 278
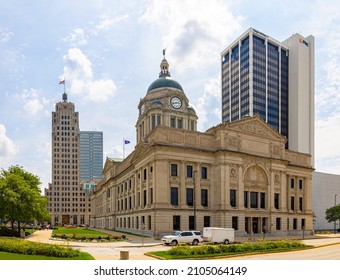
64, 78, 66, 93
123, 139, 125, 159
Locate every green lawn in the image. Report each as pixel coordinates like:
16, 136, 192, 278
52, 227, 109, 238
0, 251, 94, 260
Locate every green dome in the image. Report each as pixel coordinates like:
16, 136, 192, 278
147, 77, 183, 93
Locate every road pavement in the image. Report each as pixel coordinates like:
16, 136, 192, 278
26, 229, 340, 260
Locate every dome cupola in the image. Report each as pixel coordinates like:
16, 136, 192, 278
136, 50, 198, 144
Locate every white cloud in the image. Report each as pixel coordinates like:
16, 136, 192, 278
0, 123, 18, 158
194, 75, 221, 130
87, 79, 117, 102
95, 14, 130, 31
315, 114, 340, 173
24, 99, 43, 114
21, 88, 45, 115
63, 48, 117, 102
63, 27, 88, 46
63, 48, 93, 79
0, 27, 14, 44
140, 0, 243, 73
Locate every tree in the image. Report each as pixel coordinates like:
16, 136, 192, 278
325, 204, 340, 231
0, 165, 50, 234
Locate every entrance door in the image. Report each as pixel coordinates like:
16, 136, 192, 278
62, 215, 70, 225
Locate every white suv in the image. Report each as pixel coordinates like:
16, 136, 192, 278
161, 231, 203, 246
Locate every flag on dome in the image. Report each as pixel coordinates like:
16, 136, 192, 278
124, 139, 130, 144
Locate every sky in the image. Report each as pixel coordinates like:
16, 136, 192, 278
1, 0, 340, 191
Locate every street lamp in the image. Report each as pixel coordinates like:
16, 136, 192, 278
193, 170, 197, 231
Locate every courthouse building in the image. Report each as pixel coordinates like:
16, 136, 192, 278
90, 55, 313, 238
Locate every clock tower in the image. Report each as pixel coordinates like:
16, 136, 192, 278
136, 52, 198, 143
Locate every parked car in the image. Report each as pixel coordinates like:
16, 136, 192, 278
161, 230, 203, 246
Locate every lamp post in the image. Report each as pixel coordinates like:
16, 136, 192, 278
193, 170, 197, 231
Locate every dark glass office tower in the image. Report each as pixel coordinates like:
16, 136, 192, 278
222, 28, 289, 140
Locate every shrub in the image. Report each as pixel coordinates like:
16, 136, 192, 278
167, 240, 306, 256
0, 238, 81, 258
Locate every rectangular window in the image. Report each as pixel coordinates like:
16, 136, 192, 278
291, 196, 295, 211
250, 192, 258, 208
274, 193, 279, 209
143, 168, 147, 180
230, 189, 236, 207
190, 121, 195, 131
143, 190, 147, 207
177, 119, 183, 129
189, 216, 195, 230
290, 178, 294, 188
201, 189, 208, 207
276, 217, 281, 230
148, 215, 152, 230
173, 215, 180, 230
299, 197, 303, 211
260, 192, 265, 209
186, 188, 193, 206
151, 114, 156, 129
171, 187, 178, 206
201, 167, 208, 179
244, 191, 248, 208
232, 216, 238, 230
204, 216, 210, 227
150, 188, 153, 204
170, 117, 176, 128
186, 165, 193, 178
293, 218, 297, 230
299, 179, 303, 189
171, 164, 178, 177
301, 218, 305, 230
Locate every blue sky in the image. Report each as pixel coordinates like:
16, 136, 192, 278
1, 0, 340, 191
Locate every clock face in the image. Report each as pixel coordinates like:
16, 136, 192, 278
170, 96, 182, 109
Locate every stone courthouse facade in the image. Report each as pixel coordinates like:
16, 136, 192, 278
90, 56, 313, 238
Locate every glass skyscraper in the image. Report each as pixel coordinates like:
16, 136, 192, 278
222, 28, 289, 139
80, 131, 103, 181
221, 28, 314, 164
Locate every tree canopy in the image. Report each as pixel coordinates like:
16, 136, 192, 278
0, 165, 50, 230
325, 204, 340, 225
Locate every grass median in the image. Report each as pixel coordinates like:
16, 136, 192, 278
149, 240, 310, 259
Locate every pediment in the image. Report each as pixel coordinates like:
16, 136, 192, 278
103, 158, 115, 174
226, 115, 286, 142
130, 141, 152, 163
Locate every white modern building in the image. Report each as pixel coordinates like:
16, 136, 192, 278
221, 28, 315, 165
312, 172, 340, 231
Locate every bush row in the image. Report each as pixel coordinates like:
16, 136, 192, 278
0, 238, 80, 258
52, 233, 127, 242
168, 240, 306, 256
